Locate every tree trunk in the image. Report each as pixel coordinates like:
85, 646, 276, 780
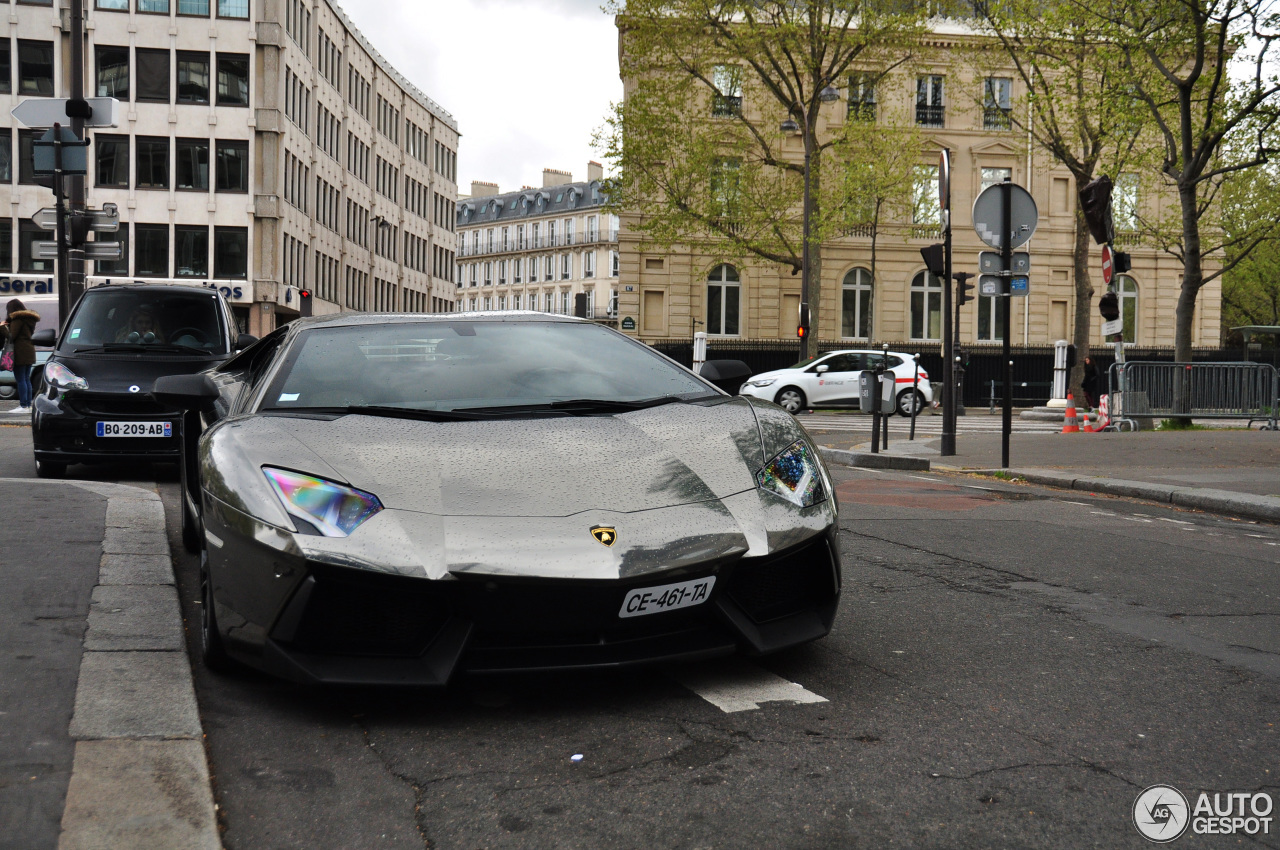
1070, 204, 1094, 401
1175, 180, 1203, 363
808, 147, 823, 342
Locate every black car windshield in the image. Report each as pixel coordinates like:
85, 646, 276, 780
61, 289, 228, 355
262, 321, 717, 413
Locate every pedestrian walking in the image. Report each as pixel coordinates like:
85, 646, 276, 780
1081, 355, 1101, 410
1, 298, 41, 414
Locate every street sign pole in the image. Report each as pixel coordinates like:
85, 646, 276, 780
1001, 179, 1013, 470
68, 0, 88, 317
52, 123, 70, 323
940, 148, 956, 457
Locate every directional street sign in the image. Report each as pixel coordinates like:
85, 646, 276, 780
33, 241, 60, 260
979, 274, 1002, 296
32, 204, 120, 232
1101, 244, 1114, 285
1102, 318, 1124, 336
31, 208, 59, 231
979, 251, 1030, 274
1010, 275, 1029, 296
83, 242, 123, 261
972, 183, 1039, 249
10, 96, 121, 129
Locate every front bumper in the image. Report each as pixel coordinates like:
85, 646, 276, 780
215, 528, 841, 686
32, 390, 182, 465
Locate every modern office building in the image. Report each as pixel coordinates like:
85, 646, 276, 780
455, 163, 620, 322
1, 0, 458, 335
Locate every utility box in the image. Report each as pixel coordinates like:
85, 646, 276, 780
859, 372, 895, 414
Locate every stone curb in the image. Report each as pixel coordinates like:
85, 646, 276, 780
820, 447, 930, 471
1, 479, 222, 850
946, 467, 1280, 524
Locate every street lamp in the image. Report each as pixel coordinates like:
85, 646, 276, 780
783, 85, 840, 361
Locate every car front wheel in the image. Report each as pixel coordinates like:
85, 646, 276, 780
775, 386, 807, 414
897, 389, 925, 417
200, 550, 234, 673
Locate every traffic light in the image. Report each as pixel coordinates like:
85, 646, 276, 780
1098, 291, 1120, 321
68, 212, 93, 248
954, 272, 974, 307
920, 243, 946, 278
1113, 251, 1131, 273
797, 303, 810, 339
299, 288, 313, 318
1078, 176, 1115, 245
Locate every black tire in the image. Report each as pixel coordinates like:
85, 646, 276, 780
200, 550, 234, 673
896, 389, 925, 417
35, 459, 66, 479
181, 492, 202, 554
0, 385, 15, 400
774, 386, 807, 414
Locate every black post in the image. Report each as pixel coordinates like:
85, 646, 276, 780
1001, 179, 1013, 469
53, 124, 69, 322
799, 130, 812, 362
870, 370, 881, 454
953, 271, 971, 416
940, 155, 955, 457
68, 0, 87, 314
881, 342, 890, 449
909, 355, 920, 441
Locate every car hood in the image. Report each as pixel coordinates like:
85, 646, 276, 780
53, 351, 224, 395
207, 397, 769, 519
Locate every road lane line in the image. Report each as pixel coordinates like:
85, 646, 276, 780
669, 658, 828, 713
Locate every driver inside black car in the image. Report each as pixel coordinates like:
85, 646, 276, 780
115, 308, 165, 344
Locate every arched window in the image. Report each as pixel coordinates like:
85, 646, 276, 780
841, 267, 873, 339
707, 264, 741, 335
910, 271, 943, 340
1116, 274, 1138, 343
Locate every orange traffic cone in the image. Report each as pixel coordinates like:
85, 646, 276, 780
1081, 409, 1095, 432
1062, 393, 1080, 433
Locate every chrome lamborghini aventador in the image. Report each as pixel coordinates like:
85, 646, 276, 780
155, 313, 840, 685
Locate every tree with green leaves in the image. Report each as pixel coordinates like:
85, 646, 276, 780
1086, 0, 1280, 361
972, 0, 1152, 398
1220, 158, 1280, 340
597, 0, 928, 340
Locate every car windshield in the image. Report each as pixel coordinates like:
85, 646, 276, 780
786, 356, 822, 369
61, 289, 228, 354
262, 320, 718, 413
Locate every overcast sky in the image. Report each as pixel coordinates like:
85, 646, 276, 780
337, 0, 620, 195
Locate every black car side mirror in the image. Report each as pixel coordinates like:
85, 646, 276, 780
699, 359, 753, 395
236, 333, 259, 350
31, 328, 56, 347
153, 373, 220, 412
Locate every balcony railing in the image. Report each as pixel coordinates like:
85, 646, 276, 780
457, 229, 620, 256
910, 224, 942, 239
916, 104, 945, 127
983, 107, 1012, 131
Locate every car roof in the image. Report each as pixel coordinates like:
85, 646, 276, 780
285, 310, 590, 332
84, 283, 227, 296
816, 349, 917, 358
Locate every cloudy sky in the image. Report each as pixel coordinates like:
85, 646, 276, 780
337, 0, 621, 195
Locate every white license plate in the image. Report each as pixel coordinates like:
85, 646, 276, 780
619, 576, 716, 618
96, 421, 173, 438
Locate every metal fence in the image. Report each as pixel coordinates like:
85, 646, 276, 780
1107, 361, 1279, 430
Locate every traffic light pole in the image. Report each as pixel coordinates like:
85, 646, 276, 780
53, 124, 69, 323
67, 0, 88, 318
1000, 180, 1013, 469
940, 180, 955, 457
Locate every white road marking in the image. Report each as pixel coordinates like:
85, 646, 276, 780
670, 658, 828, 713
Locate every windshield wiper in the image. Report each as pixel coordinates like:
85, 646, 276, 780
455, 395, 704, 416
82, 342, 211, 355
343, 405, 492, 422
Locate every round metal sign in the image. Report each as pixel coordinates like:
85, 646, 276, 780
971, 182, 1039, 249
1101, 244, 1114, 286
938, 149, 951, 212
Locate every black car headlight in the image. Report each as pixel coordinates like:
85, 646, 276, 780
756, 440, 827, 508
263, 467, 383, 537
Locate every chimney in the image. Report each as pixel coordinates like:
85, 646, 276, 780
471, 180, 499, 198
587, 161, 604, 182
543, 168, 573, 188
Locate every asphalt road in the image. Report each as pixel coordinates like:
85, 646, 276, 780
1, 425, 1278, 848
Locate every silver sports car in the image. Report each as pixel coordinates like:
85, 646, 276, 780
155, 313, 840, 685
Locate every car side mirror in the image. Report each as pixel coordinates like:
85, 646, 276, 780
153, 373, 220, 412
815, 364, 829, 374
699, 359, 753, 394
236, 333, 258, 350
31, 328, 56, 347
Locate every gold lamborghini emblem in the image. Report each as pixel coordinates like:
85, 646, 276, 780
591, 526, 617, 546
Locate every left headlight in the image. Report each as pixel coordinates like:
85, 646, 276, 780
756, 440, 827, 508
45, 361, 88, 391
746, 378, 777, 387
263, 467, 383, 537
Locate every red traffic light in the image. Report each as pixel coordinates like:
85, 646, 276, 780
299, 289, 311, 298
797, 325, 808, 339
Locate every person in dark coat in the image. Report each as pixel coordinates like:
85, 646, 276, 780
1081, 355, 1101, 410
1, 298, 41, 413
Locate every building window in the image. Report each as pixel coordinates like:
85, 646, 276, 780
712, 64, 742, 117
214, 227, 247, 278
215, 140, 248, 192
95, 134, 129, 187
138, 0, 170, 13
96, 46, 129, 99
561, 253, 571, 280
0, 219, 13, 272
545, 256, 554, 282
0, 41, 10, 95
584, 251, 595, 278
711, 157, 741, 218
980, 167, 1011, 193
910, 271, 943, 340
96, 226, 128, 275
178, 0, 210, 14
135, 224, 169, 277
175, 138, 209, 190
135, 49, 170, 103
0, 134, 10, 183
841, 267, 873, 339
216, 54, 249, 106
916, 75, 944, 127
18, 221, 53, 273
1115, 173, 1139, 232
513, 258, 522, 284
1116, 274, 1139, 343
611, 251, 619, 278
498, 260, 507, 285
175, 225, 208, 277
177, 52, 210, 103
217, 0, 248, 19
707, 263, 741, 336
136, 137, 169, 188
984, 77, 1012, 130
912, 165, 940, 227
96, 0, 128, 8
977, 292, 1005, 341
848, 72, 877, 122
17, 131, 38, 185
18, 41, 55, 97
483, 262, 492, 286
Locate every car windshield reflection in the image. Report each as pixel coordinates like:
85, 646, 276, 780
61, 290, 228, 354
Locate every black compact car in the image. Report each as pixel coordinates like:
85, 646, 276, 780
31, 282, 254, 478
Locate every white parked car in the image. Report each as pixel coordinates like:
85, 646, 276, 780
738, 350, 933, 416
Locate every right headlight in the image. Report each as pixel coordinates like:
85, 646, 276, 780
45, 361, 88, 391
746, 378, 777, 388
756, 440, 827, 508
262, 467, 383, 537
